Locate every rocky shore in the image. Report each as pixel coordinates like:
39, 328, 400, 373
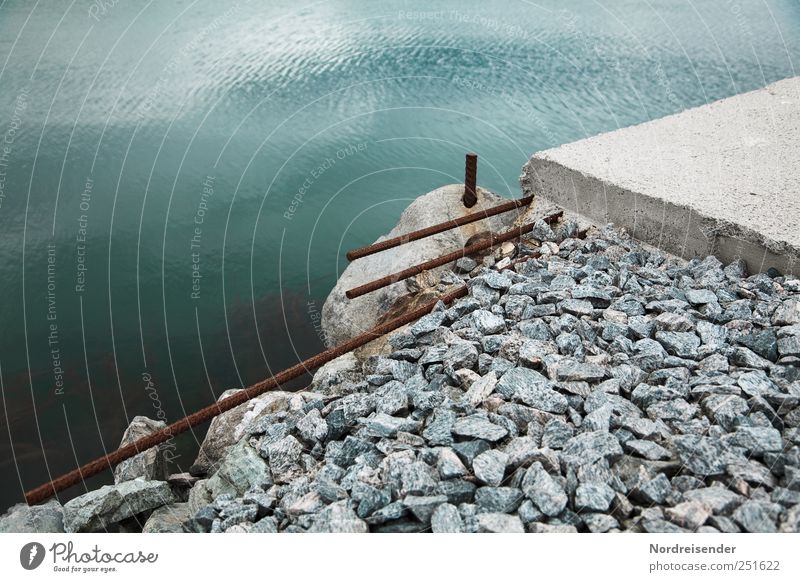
3, 201, 800, 533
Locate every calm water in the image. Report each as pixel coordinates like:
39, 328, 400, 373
0, 0, 798, 510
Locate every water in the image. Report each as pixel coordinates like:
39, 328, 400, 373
0, 0, 797, 510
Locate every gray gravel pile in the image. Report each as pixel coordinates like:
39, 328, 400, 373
9, 222, 798, 533
176, 223, 800, 533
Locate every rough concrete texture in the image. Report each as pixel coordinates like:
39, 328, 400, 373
521, 76, 800, 276
321, 184, 523, 347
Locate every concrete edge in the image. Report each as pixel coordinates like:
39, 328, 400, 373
520, 156, 800, 276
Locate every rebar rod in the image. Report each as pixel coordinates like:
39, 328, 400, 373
346, 195, 535, 261
24, 285, 469, 505
345, 211, 563, 300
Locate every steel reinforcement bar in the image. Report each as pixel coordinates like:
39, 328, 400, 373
24, 285, 470, 505
345, 211, 563, 300
345, 195, 535, 261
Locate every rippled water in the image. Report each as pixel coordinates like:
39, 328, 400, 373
0, 0, 798, 509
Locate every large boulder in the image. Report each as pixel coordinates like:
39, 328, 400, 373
191, 389, 290, 476
321, 184, 523, 347
0, 499, 64, 533
63, 478, 173, 532
114, 416, 168, 484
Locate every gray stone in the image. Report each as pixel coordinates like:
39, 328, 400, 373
515, 384, 569, 414
401, 461, 438, 495
360, 413, 421, 438
474, 487, 524, 513
773, 299, 800, 326
423, 409, 456, 446
445, 341, 479, 371
452, 415, 509, 442
574, 482, 615, 512
404, 495, 448, 523
664, 501, 711, 530
778, 335, 800, 357
732, 501, 778, 533
636, 473, 672, 505
521, 462, 567, 516
541, 419, 575, 449
683, 487, 743, 514
0, 499, 64, 533
296, 408, 328, 443
476, 512, 525, 533
561, 299, 594, 317
465, 371, 498, 406
472, 310, 506, 335
685, 289, 717, 305
624, 439, 672, 461
263, 435, 303, 485
431, 503, 464, 532
63, 478, 173, 533
724, 426, 783, 455
114, 416, 168, 484
673, 435, 739, 477
411, 311, 447, 336
737, 330, 779, 362
142, 503, 191, 533
583, 513, 619, 532
309, 500, 368, 533
438, 448, 469, 479
556, 360, 606, 382
655, 331, 701, 358
496, 365, 554, 394
472, 450, 509, 486
562, 431, 624, 467
454, 257, 477, 274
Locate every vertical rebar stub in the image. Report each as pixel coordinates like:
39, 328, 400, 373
463, 152, 478, 208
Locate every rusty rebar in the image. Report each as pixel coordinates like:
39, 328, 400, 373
463, 153, 477, 208
346, 195, 535, 261
345, 211, 563, 300
23, 285, 469, 505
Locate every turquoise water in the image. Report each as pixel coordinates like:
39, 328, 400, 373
0, 0, 798, 509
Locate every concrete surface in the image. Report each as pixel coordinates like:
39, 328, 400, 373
521, 76, 800, 275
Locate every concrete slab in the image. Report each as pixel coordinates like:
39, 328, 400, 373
520, 77, 800, 275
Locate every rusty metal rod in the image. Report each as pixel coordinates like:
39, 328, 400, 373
463, 152, 478, 208
24, 285, 469, 505
345, 211, 563, 300
346, 195, 535, 261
